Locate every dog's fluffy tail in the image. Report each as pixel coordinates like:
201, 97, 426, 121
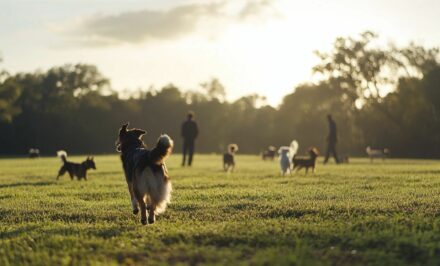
289, 140, 299, 161
228, 143, 239, 153
57, 150, 67, 163
150, 135, 174, 164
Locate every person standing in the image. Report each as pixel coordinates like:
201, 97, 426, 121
181, 111, 199, 166
324, 114, 339, 164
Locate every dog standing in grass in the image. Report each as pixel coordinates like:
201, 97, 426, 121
56, 151, 96, 180
278, 140, 299, 176
116, 123, 173, 225
366, 146, 390, 162
223, 144, 238, 172
292, 147, 319, 174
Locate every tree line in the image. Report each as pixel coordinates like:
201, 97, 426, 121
0, 32, 439, 157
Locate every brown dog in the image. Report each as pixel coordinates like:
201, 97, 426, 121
116, 123, 173, 225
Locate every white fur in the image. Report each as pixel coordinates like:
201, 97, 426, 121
228, 143, 239, 153
157, 135, 174, 164
135, 165, 172, 215
289, 140, 299, 162
366, 146, 390, 161
278, 146, 291, 175
57, 150, 67, 159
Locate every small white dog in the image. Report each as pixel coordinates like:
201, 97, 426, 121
278, 140, 299, 176
366, 146, 390, 162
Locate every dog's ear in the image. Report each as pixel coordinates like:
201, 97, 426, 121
133, 129, 146, 138
119, 123, 129, 136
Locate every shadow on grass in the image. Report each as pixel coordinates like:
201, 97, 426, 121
0, 224, 41, 238
259, 209, 319, 219
0, 181, 56, 189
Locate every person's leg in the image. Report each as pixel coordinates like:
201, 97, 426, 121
182, 140, 188, 166
188, 141, 195, 166
331, 143, 339, 164
324, 144, 331, 164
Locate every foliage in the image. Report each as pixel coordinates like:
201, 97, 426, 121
0, 32, 439, 157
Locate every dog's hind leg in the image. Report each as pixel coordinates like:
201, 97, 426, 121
67, 171, 74, 180
56, 166, 66, 180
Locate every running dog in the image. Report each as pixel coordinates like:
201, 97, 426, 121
56, 151, 96, 180
116, 123, 173, 225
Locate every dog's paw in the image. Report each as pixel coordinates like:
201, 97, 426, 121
148, 216, 155, 224
140, 219, 147, 225
133, 209, 139, 215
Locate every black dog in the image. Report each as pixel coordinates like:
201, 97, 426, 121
292, 148, 319, 174
56, 151, 96, 180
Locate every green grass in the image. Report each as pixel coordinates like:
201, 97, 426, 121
1, 155, 440, 265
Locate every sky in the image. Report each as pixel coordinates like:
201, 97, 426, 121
0, 0, 439, 106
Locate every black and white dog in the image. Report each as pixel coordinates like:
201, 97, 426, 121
223, 144, 238, 172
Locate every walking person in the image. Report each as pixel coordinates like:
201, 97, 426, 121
324, 114, 339, 164
181, 111, 199, 166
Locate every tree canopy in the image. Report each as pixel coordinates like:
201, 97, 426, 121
0, 32, 439, 157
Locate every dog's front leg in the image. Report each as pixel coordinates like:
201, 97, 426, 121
128, 183, 139, 215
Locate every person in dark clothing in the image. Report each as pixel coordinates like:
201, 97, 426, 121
324, 114, 339, 164
181, 111, 199, 166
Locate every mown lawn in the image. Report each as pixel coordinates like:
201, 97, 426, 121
1, 154, 440, 265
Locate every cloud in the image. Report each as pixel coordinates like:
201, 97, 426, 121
60, 0, 280, 46
239, 0, 280, 21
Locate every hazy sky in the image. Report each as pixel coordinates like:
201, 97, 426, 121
1, 0, 439, 105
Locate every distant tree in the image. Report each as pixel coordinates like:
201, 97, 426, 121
0, 77, 22, 122
200, 78, 226, 102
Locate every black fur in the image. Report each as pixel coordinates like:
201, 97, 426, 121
223, 144, 238, 172
116, 124, 168, 183
292, 148, 319, 174
56, 154, 96, 181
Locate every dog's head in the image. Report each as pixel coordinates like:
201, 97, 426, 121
85, 157, 96, 170
278, 146, 290, 157
115, 122, 146, 152
309, 147, 319, 158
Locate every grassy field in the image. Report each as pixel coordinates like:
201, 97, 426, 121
1, 155, 440, 265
